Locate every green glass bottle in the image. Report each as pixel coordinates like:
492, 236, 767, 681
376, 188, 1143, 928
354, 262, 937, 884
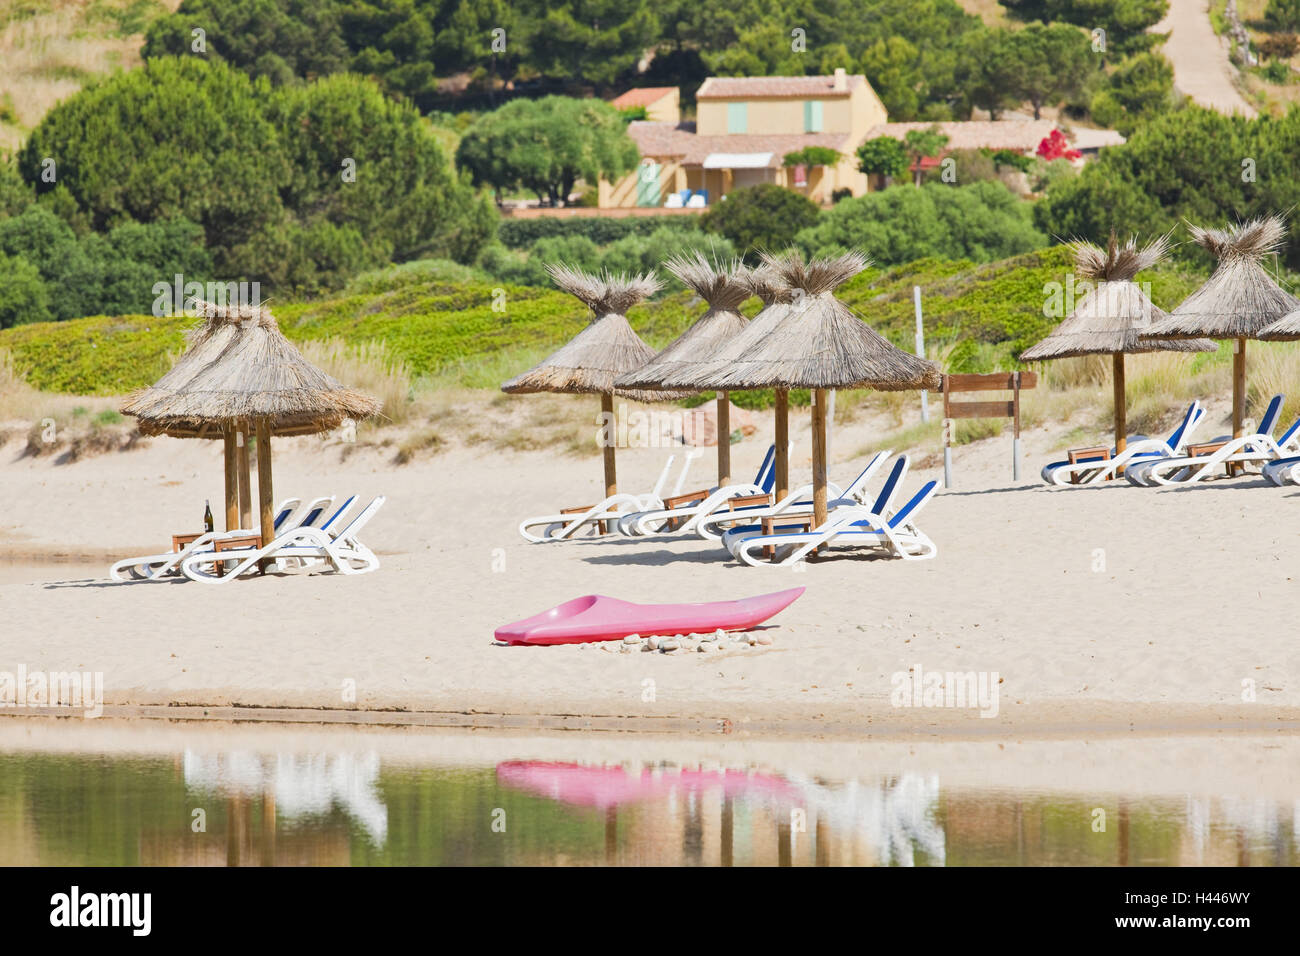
204, 500, 214, 533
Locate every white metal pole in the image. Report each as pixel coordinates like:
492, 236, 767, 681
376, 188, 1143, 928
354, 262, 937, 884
914, 285, 929, 423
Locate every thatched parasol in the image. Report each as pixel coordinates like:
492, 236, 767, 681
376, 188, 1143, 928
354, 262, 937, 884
664, 263, 800, 498
614, 252, 751, 484
713, 249, 942, 528
1020, 233, 1215, 452
501, 264, 679, 498
1140, 215, 1299, 439
121, 299, 380, 556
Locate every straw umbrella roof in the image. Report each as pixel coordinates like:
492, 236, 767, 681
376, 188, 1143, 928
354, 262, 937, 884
1140, 215, 1299, 340
613, 253, 751, 392
1020, 234, 1216, 360
1256, 309, 1300, 340
121, 299, 380, 439
710, 250, 942, 391
670, 264, 798, 391
501, 265, 683, 402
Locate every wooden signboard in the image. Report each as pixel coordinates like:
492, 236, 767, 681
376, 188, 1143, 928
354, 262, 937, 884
940, 371, 1037, 486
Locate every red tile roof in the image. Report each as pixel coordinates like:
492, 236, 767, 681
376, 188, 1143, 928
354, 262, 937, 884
696, 74, 865, 99
867, 120, 1058, 152
627, 122, 850, 167
610, 87, 678, 109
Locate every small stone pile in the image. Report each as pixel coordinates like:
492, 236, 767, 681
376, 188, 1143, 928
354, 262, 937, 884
593, 629, 776, 654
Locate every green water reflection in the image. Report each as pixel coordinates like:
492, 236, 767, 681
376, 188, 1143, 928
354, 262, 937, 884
0, 751, 1294, 866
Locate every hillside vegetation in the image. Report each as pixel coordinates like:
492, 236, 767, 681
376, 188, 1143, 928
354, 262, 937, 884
0, 248, 1210, 401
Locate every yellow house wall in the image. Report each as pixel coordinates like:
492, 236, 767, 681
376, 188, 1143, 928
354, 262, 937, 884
600, 158, 685, 208
644, 89, 680, 124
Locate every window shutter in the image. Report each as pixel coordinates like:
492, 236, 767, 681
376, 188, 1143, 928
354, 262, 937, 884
804, 101, 823, 132
727, 102, 747, 134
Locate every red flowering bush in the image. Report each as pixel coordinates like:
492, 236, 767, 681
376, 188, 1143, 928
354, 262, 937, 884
1036, 129, 1082, 161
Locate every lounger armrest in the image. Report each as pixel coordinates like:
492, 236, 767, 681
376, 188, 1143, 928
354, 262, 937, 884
1187, 440, 1227, 457
728, 493, 773, 510
662, 489, 710, 508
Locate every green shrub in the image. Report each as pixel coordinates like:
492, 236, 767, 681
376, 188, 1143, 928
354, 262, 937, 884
1265, 0, 1300, 32
497, 214, 701, 248
795, 181, 1045, 265
700, 184, 820, 260
0, 252, 51, 328
0, 246, 1208, 395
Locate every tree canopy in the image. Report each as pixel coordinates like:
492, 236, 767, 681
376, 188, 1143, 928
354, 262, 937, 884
455, 96, 638, 206
19, 57, 492, 295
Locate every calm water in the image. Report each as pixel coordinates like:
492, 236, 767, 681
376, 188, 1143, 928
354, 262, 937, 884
0, 744, 1295, 866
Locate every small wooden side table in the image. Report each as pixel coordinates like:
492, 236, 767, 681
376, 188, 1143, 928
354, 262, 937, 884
1186, 440, 1235, 477
560, 505, 608, 535
1066, 446, 1110, 483
172, 531, 206, 553
211, 534, 264, 577
760, 513, 814, 560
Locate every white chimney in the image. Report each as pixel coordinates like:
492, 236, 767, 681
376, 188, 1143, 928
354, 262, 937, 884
833, 68, 847, 91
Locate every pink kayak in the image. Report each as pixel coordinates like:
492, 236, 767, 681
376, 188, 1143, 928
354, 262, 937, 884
495, 587, 804, 646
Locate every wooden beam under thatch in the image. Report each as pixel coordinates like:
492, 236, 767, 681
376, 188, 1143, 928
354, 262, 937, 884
1021, 234, 1216, 360
500, 265, 684, 403
1140, 216, 1299, 341
711, 250, 942, 392
121, 299, 381, 438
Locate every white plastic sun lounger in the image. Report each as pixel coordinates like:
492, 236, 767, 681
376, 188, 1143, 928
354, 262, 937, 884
181, 496, 386, 583
616, 443, 788, 538
1126, 394, 1300, 486
109, 496, 324, 581
1262, 454, 1300, 486
517, 451, 700, 543
1040, 401, 1205, 486
696, 450, 897, 541
722, 479, 940, 567
719, 455, 915, 557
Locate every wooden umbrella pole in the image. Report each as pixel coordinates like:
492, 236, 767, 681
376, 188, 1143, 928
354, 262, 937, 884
223, 427, 239, 531
255, 419, 274, 572
812, 388, 829, 528
601, 392, 617, 497
1233, 337, 1247, 439
774, 388, 789, 501
716, 391, 731, 486
1112, 352, 1127, 454
236, 423, 253, 531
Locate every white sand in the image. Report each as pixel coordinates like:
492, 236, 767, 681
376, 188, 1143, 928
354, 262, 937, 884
2, 400, 1298, 734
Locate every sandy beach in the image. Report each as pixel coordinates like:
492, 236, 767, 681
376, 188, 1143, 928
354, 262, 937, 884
3, 395, 1298, 737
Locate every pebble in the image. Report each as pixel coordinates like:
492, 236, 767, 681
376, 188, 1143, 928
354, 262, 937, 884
661, 640, 680, 652
714, 629, 728, 641
746, 634, 758, 646
623, 635, 642, 644
698, 642, 714, 653
620, 643, 635, 654
646, 636, 660, 650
